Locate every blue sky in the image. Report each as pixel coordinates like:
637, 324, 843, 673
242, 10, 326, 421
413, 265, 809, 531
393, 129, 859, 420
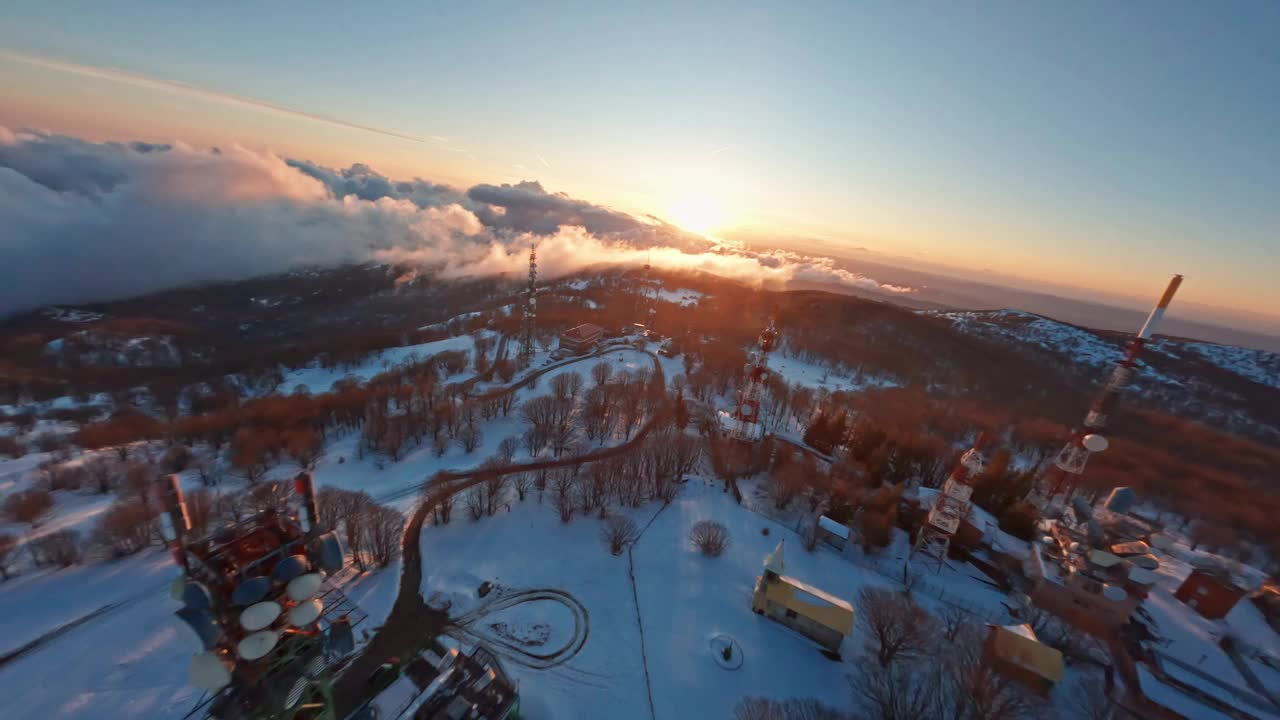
1, 1, 1277, 319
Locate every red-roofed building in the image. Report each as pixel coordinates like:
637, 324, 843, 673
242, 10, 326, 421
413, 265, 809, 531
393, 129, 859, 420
560, 323, 603, 354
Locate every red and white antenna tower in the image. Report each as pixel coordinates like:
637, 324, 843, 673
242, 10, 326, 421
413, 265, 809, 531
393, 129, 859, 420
729, 319, 778, 442
518, 243, 538, 366
911, 432, 991, 572
1028, 274, 1183, 511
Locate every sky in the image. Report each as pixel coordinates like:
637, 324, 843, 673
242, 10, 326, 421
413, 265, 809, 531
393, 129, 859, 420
0, 1, 1277, 327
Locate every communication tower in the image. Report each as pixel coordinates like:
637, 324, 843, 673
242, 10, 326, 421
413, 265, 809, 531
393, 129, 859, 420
1027, 274, 1183, 512
728, 319, 778, 442
911, 433, 990, 572
518, 245, 537, 365
157, 473, 357, 720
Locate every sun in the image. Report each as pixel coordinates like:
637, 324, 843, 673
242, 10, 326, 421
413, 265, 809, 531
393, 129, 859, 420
667, 192, 727, 236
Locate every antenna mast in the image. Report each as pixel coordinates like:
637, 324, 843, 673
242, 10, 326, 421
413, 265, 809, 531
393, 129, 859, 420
518, 244, 538, 366
1028, 274, 1183, 511
911, 433, 990, 572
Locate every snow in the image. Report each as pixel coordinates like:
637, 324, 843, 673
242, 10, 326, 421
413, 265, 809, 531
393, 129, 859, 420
0, 551, 399, 720
1157, 339, 1280, 389
654, 288, 704, 306
281, 333, 480, 394
768, 353, 899, 394
1137, 667, 1236, 720
0, 551, 177, 656
420, 497, 658, 720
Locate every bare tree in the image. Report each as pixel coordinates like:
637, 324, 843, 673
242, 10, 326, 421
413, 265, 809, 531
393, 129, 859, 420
939, 605, 969, 642
600, 515, 639, 555
29, 529, 81, 567
512, 472, 533, 502
3, 489, 54, 527
458, 424, 483, 454
0, 533, 16, 580
550, 371, 583, 401
691, 520, 730, 557
465, 486, 486, 521
550, 469, 577, 523
85, 456, 118, 494
92, 498, 153, 557
590, 361, 613, 388
935, 624, 1043, 720
364, 504, 404, 568
1069, 673, 1116, 720
497, 436, 519, 462
859, 587, 937, 667
431, 487, 455, 525
850, 658, 939, 720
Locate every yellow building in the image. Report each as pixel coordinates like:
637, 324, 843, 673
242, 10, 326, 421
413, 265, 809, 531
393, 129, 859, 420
983, 624, 1065, 697
751, 540, 854, 654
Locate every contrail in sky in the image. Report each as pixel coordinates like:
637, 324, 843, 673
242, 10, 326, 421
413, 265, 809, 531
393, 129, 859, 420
1, 50, 426, 144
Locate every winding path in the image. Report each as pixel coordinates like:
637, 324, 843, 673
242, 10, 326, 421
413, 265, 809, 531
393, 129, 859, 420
331, 347, 664, 717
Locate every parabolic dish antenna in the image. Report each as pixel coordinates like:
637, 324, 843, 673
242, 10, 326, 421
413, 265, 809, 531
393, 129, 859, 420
1082, 434, 1110, 453
287, 572, 324, 602
240, 601, 282, 631
313, 532, 344, 575
287, 599, 324, 627
231, 576, 272, 607
273, 554, 310, 583
237, 630, 280, 661
1102, 584, 1128, 603
189, 652, 233, 691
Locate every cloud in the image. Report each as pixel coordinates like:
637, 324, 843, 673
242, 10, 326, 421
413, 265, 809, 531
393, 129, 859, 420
0, 128, 910, 315
1, 50, 426, 144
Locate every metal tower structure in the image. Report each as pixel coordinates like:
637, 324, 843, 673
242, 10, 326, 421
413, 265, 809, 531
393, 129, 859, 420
1027, 274, 1183, 512
911, 433, 990, 572
729, 319, 778, 442
158, 473, 357, 720
518, 245, 537, 365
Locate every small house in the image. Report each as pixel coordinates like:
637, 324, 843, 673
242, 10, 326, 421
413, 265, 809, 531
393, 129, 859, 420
984, 624, 1065, 697
560, 323, 604, 354
751, 540, 854, 654
816, 516, 849, 550
1175, 567, 1247, 620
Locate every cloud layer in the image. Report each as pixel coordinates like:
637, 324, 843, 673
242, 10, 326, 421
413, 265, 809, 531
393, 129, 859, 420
0, 128, 908, 315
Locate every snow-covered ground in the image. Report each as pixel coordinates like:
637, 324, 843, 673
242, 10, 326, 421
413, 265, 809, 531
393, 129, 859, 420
281, 333, 483, 394
654, 288, 704, 307
420, 497, 659, 720
0, 550, 399, 720
1155, 339, 1280, 390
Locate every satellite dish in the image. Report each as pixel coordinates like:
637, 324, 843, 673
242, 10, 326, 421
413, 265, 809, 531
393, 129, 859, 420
231, 576, 272, 607
237, 630, 280, 661
189, 652, 233, 691
287, 599, 324, 627
175, 607, 222, 650
273, 554, 311, 584
530, 297, 537, 306
180, 580, 214, 610
1150, 534, 1173, 550
311, 532, 344, 575
287, 572, 324, 602
1082, 434, 1110, 453
1102, 585, 1128, 603
240, 601, 283, 631
739, 403, 754, 417
326, 618, 356, 657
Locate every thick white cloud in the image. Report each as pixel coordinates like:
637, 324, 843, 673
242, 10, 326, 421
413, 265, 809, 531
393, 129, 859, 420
0, 128, 909, 315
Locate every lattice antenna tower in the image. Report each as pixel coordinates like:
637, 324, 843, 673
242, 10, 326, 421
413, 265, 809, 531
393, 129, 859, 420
518, 243, 538, 364
730, 319, 778, 442
911, 433, 991, 572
